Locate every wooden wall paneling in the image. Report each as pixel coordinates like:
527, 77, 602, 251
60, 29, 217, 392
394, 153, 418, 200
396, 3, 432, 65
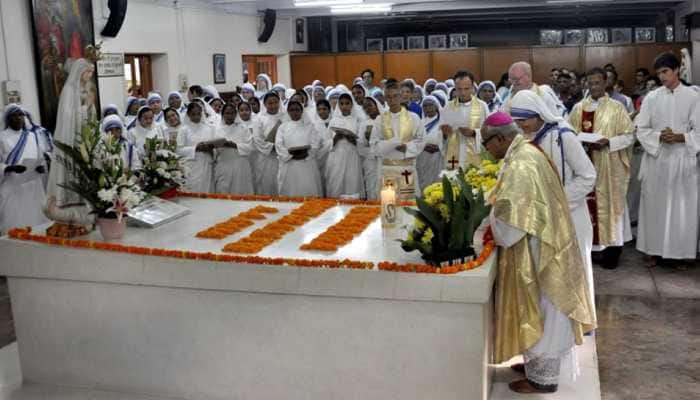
336, 53, 383, 86
383, 51, 432, 83
531, 46, 582, 86
584, 45, 636, 92
635, 43, 686, 73
431, 49, 481, 82
290, 55, 337, 89
482, 47, 531, 84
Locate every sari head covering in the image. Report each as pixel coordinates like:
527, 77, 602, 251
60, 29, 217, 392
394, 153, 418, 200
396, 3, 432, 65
285, 88, 297, 101
124, 96, 141, 115
101, 104, 121, 119
101, 114, 125, 134
312, 79, 322, 87
421, 95, 443, 112
431, 90, 448, 108
445, 78, 455, 88
477, 80, 503, 110
510, 89, 564, 124
2, 104, 23, 130
423, 78, 437, 90
272, 83, 287, 99
256, 73, 272, 93
135, 105, 154, 127
168, 91, 185, 105
435, 82, 449, 94
363, 95, 386, 115
313, 85, 326, 99
147, 92, 162, 105
241, 83, 256, 98
163, 107, 182, 127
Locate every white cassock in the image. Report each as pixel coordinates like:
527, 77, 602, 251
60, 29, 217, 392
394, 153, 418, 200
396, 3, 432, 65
214, 122, 255, 195
312, 117, 333, 196
635, 85, 700, 259
358, 117, 380, 200
127, 123, 166, 160
0, 128, 50, 232
325, 114, 364, 198
177, 122, 216, 193
530, 124, 597, 318
370, 109, 425, 200
441, 98, 488, 169
275, 120, 322, 197
415, 114, 444, 194
490, 211, 577, 387
253, 112, 289, 196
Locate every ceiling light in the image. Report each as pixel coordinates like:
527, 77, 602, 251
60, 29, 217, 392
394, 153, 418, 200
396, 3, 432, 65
330, 3, 392, 14
546, 0, 612, 4
294, 0, 363, 7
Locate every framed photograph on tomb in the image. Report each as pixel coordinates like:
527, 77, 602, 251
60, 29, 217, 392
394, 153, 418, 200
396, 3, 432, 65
428, 35, 447, 49
611, 28, 632, 44
540, 30, 563, 46
407, 36, 425, 50
587, 28, 609, 44
366, 38, 383, 52
564, 29, 585, 45
449, 33, 469, 49
387, 37, 404, 51
30, 0, 101, 132
635, 27, 656, 43
213, 54, 226, 84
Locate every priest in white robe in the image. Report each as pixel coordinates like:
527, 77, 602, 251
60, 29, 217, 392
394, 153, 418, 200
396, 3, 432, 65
177, 102, 216, 193
635, 52, 700, 262
510, 90, 597, 319
0, 104, 50, 233
213, 103, 254, 195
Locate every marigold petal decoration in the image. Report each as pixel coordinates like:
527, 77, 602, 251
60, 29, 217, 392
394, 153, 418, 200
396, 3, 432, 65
300, 206, 380, 252
195, 205, 279, 240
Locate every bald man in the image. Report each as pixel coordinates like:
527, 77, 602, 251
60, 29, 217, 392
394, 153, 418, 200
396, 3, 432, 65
501, 61, 565, 117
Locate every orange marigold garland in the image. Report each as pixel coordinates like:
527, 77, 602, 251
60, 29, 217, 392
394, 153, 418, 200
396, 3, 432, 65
300, 206, 381, 252
195, 205, 278, 239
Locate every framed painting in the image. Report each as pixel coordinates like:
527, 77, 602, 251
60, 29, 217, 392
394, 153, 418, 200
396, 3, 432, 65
30, 0, 100, 131
635, 27, 656, 43
428, 35, 447, 49
611, 28, 632, 44
587, 28, 609, 44
449, 33, 468, 49
387, 37, 404, 51
407, 36, 425, 50
366, 38, 383, 52
213, 54, 226, 84
564, 29, 585, 45
540, 30, 562, 46
295, 18, 304, 44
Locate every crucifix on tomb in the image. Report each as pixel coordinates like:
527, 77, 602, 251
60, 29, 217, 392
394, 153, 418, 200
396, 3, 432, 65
401, 169, 412, 185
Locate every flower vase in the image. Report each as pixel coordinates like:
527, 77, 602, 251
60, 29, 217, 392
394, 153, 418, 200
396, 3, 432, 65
158, 187, 178, 199
97, 216, 126, 240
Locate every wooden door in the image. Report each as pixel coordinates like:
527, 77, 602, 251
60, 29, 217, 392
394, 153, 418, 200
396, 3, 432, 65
242, 55, 278, 84
124, 54, 153, 97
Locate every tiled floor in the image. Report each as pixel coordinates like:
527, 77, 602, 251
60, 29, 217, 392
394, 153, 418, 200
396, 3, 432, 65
0, 244, 697, 399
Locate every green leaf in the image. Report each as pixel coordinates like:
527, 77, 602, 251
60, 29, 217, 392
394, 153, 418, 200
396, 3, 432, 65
442, 175, 454, 216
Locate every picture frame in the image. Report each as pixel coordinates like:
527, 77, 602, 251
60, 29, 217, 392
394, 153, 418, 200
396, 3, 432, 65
30, 0, 100, 131
406, 36, 425, 50
611, 28, 632, 44
213, 54, 226, 84
366, 38, 383, 52
665, 25, 674, 42
428, 35, 447, 49
387, 37, 404, 51
564, 29, 585, 45
587, 28, 609, 44
635, 27, 656, 43
540, 30, 563, 46
295, 18, 304, 44
449, 33, 469, 49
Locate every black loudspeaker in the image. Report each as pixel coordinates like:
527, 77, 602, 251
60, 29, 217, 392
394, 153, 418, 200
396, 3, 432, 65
101, 0, 128, 38
258, 9, 276, 43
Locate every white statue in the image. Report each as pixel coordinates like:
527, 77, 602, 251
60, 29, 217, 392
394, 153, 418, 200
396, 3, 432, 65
680, 48, 693, 84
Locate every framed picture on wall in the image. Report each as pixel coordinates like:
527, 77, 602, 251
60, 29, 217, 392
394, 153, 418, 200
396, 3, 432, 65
540, 30, 563, 46
387, 37, 404, 51
635, 27, 656, 43
665, 25, 674, 42
295, 19, 304, 44
564, 29, 585, 45
366, 38, 383, 52
428, 35, 447, 49
213, 54, 226, 84
30, 0, 100, 131
587, 28, 609, 44
449, 33, 469, 49
407, 36, 425, 50
611, 28, 632, 44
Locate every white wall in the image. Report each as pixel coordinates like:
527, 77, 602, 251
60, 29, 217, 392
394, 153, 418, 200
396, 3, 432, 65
0, 0, 41, 122
93, 0, 304, 109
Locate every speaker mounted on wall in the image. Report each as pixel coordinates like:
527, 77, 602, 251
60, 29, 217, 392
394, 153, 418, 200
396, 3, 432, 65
258, 9, 276, 43
101, 0, 128, 38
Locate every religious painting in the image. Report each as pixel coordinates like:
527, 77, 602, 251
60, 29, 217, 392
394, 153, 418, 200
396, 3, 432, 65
407, 36, 425, 50
428, 35, 447, 49
611, 28, 632, 44
213, 54, 226, 84
387, 37, 404, 51
366, 38, 383, 52
449, 33, 469, 49
665, 25, 674, 42
295, 18, 304, 44
30, 0, 100, 131
587, 28, 609, 44
564, 29, 585, 45
635, 27, 656, 43
540, 30, 562, 46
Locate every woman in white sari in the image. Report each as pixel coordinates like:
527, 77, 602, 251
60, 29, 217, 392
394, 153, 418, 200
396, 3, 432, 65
415, 95, 445, 193
127, 106, 166, 160
253, 93, 289, 195
177, 102, 216, 193
358, 96, 382, 199
275, 100, 322, 196
313, 99, 333, 191
325, 93, 364, 198
213, 102, 254, 194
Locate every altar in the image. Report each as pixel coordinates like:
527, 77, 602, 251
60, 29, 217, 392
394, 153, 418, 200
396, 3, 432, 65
0, 196, 497, 400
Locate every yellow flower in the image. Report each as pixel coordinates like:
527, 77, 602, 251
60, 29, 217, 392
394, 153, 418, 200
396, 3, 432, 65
421, 228, 434, 245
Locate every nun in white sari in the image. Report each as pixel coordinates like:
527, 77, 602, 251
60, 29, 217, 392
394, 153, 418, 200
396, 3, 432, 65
127, 106, 166, 160
213, 103, 254, 194
253, 92, 289, 195
276, 101, 322, 196
255, 74, 273, 99
325, 93, 364, 198
415, 95, 445, 193
177, 102, 216, 193
312, 99, 333, 194
358, 96, 382, 200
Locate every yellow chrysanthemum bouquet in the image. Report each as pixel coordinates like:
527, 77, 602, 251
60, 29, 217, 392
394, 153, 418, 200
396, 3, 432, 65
400, 154, 502, 265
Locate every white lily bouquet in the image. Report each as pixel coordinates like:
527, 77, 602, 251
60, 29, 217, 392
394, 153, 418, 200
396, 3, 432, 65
136, 137, 186, 197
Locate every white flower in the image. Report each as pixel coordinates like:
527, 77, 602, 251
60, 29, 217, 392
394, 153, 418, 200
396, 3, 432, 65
98, 188, 116, 202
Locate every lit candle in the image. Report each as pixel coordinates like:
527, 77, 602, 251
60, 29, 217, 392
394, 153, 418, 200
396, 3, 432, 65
380, 180, 397, 229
